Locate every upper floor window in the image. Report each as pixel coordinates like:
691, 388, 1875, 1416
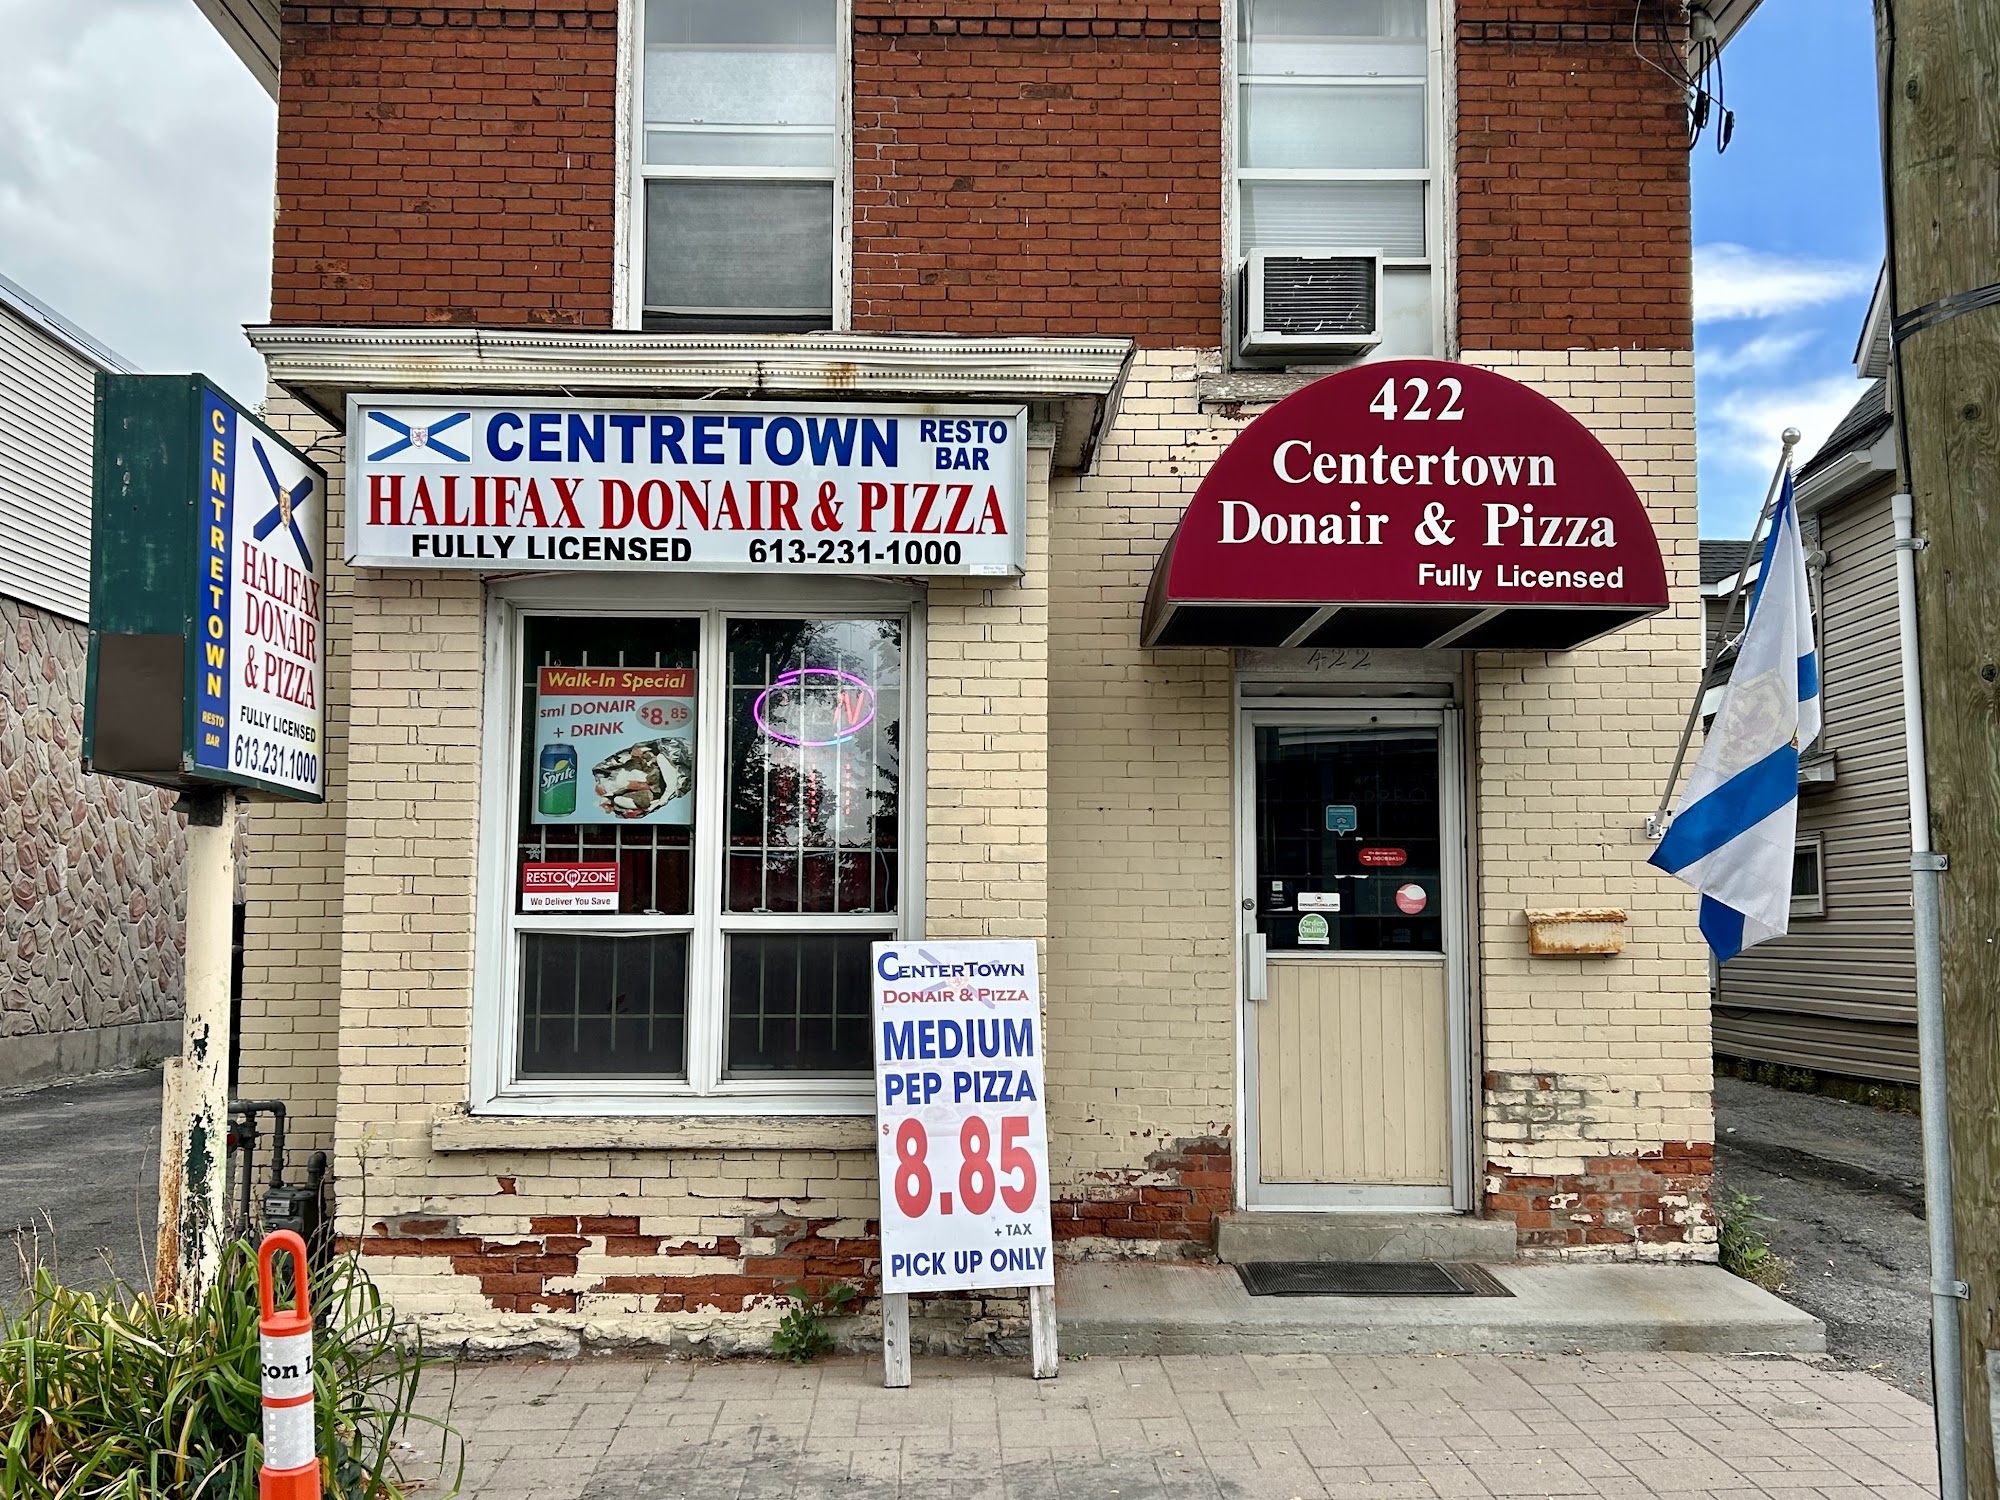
640, 0, 840, 332
1234, 0, 1439, 358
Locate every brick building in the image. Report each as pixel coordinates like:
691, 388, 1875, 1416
210, 0, 1711, 1349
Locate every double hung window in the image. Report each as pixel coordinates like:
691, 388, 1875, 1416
638, 0, 841, 331
1234, 0, 1440, 353
495, 606, 907, 1107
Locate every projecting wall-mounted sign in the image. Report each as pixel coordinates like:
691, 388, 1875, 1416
85, 375, 326, 802
347, 397, 1027, 578
1141, 359, 1670, 652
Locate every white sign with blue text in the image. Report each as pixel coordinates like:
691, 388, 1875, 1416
347, 397, 1027, 577
193, 388, 326, 800
872, 940, 1053, 1295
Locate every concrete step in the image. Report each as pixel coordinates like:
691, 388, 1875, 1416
1214, 1211, 1518, 1265
1056, 1261, 1828, 1358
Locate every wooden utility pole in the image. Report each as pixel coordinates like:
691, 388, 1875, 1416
1876, 1, 2000, 1496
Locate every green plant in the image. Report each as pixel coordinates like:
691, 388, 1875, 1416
0, 1236, 461, 1499
1716, 1189, 1787, 1290
770, 1282, 856, 1365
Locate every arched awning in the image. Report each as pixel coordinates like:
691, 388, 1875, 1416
1143, 359, 1670, 651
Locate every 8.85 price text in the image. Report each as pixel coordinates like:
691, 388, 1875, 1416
891, 1114, 1036, 1219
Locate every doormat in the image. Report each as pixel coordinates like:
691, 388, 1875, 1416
1235, 1261, 1513, 1297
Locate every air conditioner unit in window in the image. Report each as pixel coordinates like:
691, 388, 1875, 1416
1239, 249, 1383, 359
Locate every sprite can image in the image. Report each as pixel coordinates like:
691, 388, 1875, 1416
538, 743, 578, 817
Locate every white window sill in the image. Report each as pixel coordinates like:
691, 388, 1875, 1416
433, 1111, 876, 1154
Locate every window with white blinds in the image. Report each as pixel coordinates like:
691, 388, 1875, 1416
1235, 0, 1439, 350
639, 0, 841, 331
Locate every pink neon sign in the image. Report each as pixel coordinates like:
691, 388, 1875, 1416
752, 668, 877, 747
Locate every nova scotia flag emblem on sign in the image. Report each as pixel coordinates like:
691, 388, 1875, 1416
367, 409, 471, 463
1650, 469, 1821, 961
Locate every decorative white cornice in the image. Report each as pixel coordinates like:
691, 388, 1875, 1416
246, 325, 1136, 472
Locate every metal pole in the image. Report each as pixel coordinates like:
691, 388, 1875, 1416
155, 789, 239, 1304
1892, 489, 1968, 1500
1649, 433, 1797, 836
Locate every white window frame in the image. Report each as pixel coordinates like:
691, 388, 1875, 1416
615, 0, 854, 331
1790, 833, 1825, 919
1223, 0, 1449, 360
470, 573, 924, 1115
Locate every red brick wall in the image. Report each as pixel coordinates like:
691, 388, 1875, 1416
849, 2, 1223, 346
269, 3, 1690, 351
1456, 3, 1693, 349
273, 3, 619, 328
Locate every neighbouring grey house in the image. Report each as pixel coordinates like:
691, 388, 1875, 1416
0, 273, 188, 1087
1709, 279, 1917, 1085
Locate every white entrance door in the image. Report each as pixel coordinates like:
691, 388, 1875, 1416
1239, 709, 1470, 1209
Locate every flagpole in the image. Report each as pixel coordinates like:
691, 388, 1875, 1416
1648, 430, 1799, 839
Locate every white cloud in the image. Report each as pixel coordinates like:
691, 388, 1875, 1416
1700, 330, 1815, 379
1693, 243, 1877, 324
0, 0, 274, 405
1701, 373, 1867, 504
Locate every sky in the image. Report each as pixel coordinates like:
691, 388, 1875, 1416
0, 0, 1884, 535
0, 0, 274, 406
1690, 0, 1885, 536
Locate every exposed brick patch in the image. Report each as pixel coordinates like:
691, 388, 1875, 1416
355, 1210, 874, 1315
1455, 0, 1692, 349
1052, 1132, 1231, 1251
1483, 1070, 1714, 1258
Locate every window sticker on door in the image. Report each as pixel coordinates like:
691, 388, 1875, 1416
1323, 804, 1359, 833
1357, 847, 1407, 868
1396, 883, 1428, 915
1297, 892, 1340, 912
1298, 913, 1331, 945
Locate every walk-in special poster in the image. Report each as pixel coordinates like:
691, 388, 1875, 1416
531, 666, 696, 825
872, 939, 1054, 1295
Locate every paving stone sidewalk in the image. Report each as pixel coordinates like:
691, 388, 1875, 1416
402, 1350, 1939, 1500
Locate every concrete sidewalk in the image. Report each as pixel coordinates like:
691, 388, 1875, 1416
1057, 1262, 1823, 1358
407, 1349, 1937, 1500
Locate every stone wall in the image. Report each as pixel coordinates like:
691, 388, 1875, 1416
0, 592, 186, 1086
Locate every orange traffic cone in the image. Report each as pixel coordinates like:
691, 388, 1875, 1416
257, 1230, 319, 1500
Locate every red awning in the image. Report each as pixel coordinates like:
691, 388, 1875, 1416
1143, 359, 1669, 651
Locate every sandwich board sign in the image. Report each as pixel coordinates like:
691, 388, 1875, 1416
84, 375, 326, 802
871, 938, 1056, 1383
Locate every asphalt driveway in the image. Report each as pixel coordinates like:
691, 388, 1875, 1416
0, 1064, 163, 1303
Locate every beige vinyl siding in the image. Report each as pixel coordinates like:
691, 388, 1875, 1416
1702, 592, 1736, 666
1716, 479, 1917, 1083
0, 306, 95, 621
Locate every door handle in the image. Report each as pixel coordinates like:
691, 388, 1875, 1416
1244, 930, 1268, 1002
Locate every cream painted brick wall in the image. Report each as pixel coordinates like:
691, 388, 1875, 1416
241, 346, 1709, 1325
1048, 351, 1237, 1187
252, 427, 1064, 1340
331, 559, 485, 1223
923, 438, 1053, 938
1462, 349, 1711, 1182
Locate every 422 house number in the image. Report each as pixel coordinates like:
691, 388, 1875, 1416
1368, 376, 1466, 421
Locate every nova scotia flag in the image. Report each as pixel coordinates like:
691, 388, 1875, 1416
1650, 468, 1821, 960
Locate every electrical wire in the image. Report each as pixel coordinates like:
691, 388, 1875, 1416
1631, 0, 1735, 153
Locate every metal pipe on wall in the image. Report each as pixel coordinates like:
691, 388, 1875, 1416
1891, 488, 1967, 1500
